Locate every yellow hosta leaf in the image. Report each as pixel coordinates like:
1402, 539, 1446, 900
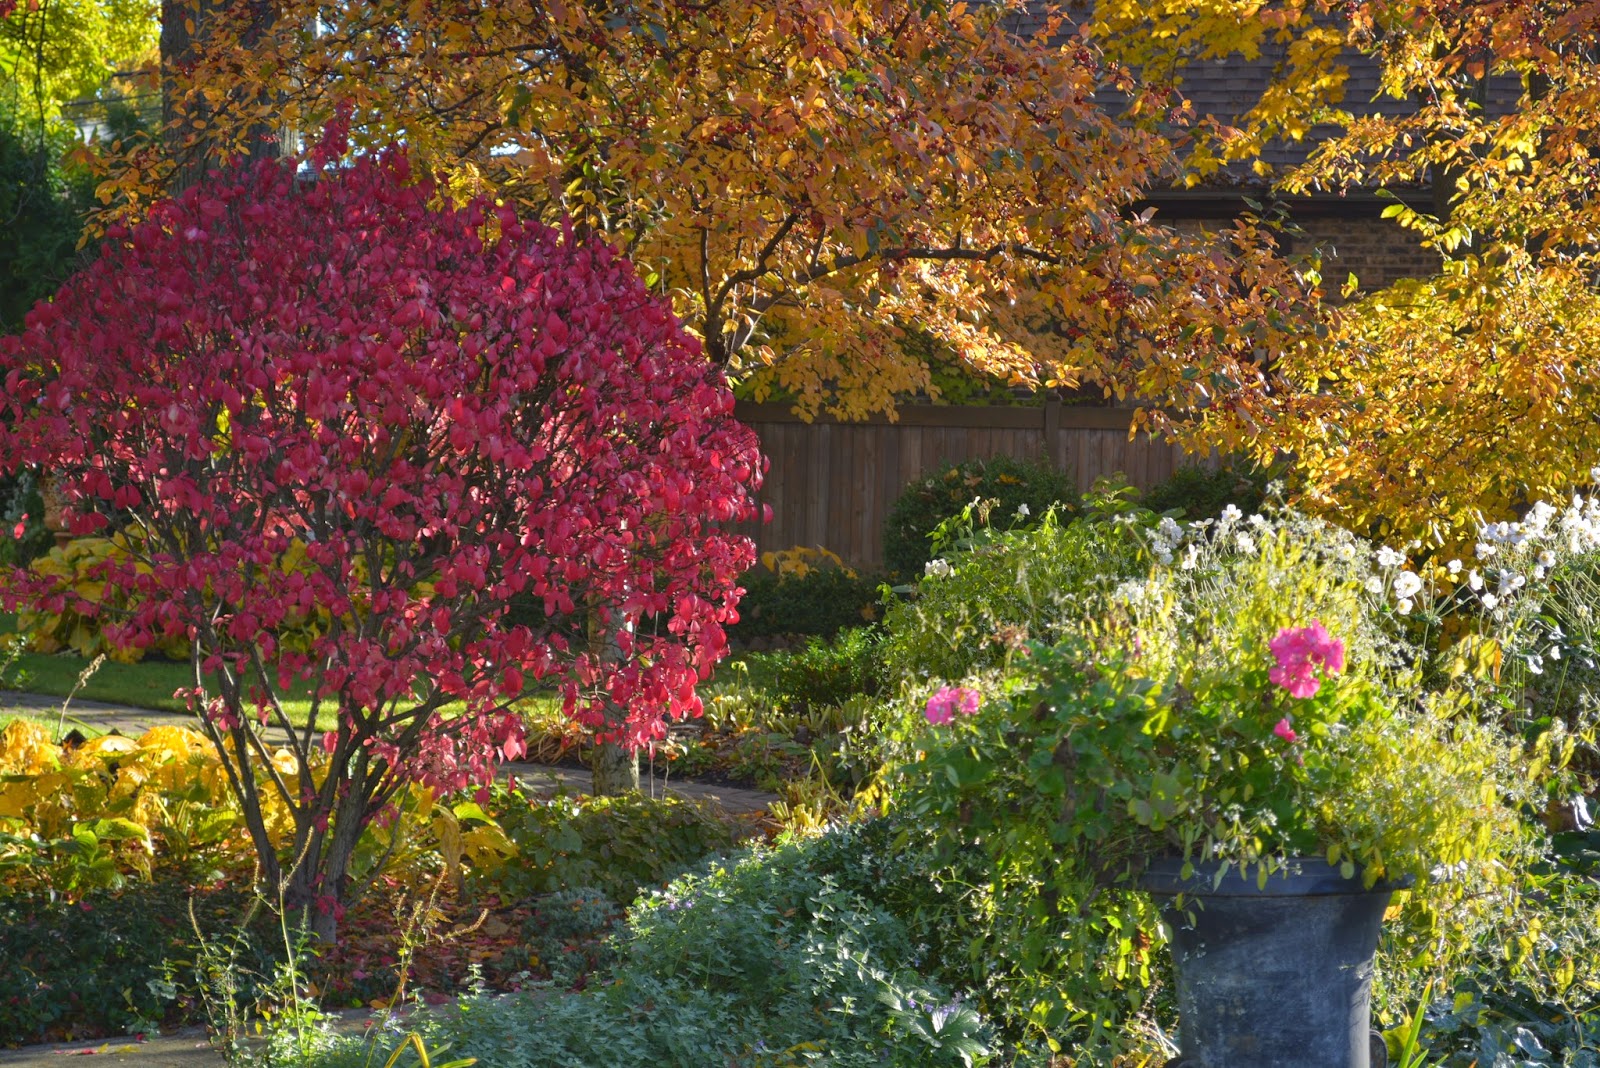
66, 735, 140, 767
459, 823, 518, 867
0, 720, 60, 775
135, 725, 210, 757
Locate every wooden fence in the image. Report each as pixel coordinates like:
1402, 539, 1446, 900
730, 400, 1205, 570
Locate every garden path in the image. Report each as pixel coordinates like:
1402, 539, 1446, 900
0, 1009, 390, 1066
0, 690, 779, 814
0, 1027, 226, 1066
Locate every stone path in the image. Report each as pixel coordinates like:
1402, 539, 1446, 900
0, 1028, 224, 1066
0, 1010, 387, 1067
0, 691, 778, 815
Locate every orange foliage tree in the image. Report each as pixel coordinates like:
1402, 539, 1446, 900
1089, 0, 1600, 547
73, 1, 1600, 546
92, 0, 1316, 427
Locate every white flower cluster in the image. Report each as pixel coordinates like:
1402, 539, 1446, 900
1152, 504, 1269, 566
1454, 482, 1600, 668
1148, 516, 1184, 565
1392, 570, 1423, 614
1363, 541, 1429, 613
1112, 578, 1159, 608
924, 558, 954, 580
1476, 494, 1600, 562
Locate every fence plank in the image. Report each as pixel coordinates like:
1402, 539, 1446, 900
732, 402, 1204, 570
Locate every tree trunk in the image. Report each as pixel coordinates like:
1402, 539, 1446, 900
160, 0, 213, 192
586, 592, 640, 797
277, 774, 371, 944
160, 0, 279, 193
590, 739, 639, 796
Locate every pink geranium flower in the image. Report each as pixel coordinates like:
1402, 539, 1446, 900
1273, 717, 1299, 744
925, 685, 982, 725
1268, 621, 1345, 699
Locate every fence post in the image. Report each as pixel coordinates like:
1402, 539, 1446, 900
1043, 397, 1062, 470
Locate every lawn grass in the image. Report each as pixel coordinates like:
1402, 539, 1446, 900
0, 612, 571, 735
1, 610, 326, 719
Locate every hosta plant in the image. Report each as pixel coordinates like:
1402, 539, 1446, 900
0, 718, 259, 892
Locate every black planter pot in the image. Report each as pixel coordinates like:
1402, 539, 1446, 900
1139, 857, 1399, 1068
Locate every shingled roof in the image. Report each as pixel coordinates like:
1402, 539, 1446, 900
1169, 43, 1521, 184
1006, 5, 1524, 196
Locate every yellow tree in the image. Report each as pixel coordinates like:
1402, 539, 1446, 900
1, 0, 155, 128
1088, 0, 1600, 547
92, 0, 1316, 424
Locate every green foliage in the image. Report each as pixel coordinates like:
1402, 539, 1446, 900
362, 827, 1003, 1068
886, 507, 1549, 1061
0, 115, 89, 334
0, 89, 149, 337
730, 564, 883, 639
1364, 834, 1600, 1068
882, 454, 1076, 581
0, 875, 259, 1045
695, 633, 898, 796
0, 0, 157, 127
750, 626, 884, 714
1473, 533, 1600, 747
520, 887, 620, 988
477, 787, 741, 906
880, 506, 1145, 687
1138, 462, 1272, 521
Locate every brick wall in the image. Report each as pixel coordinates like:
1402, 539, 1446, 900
1171, 211, 1439, 293
1292, 217, 1440, 292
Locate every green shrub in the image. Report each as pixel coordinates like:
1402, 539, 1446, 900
520, 887, 622, 988
886, 506, 1570, 1062
880, 508, 1145, 687
700, 649, 897, 796
1368, 853, 1600, 1067
882, 454, 1074, 581
1138, 462, 1272, 520
729, 564, 883, 639
754, 625, 884, 713
0, 876, 266, 1045
368, 826, 1006, 1068
477, 788, 742, 906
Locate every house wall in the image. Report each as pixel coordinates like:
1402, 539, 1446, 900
1295, 216, 1440, 293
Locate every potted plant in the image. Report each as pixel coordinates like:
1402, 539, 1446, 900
895, 509, 1538, 1067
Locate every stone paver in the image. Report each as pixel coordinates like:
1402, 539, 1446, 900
0, 690, 778, 814
0, 1027, 225, 1066
0, 1010, 393, 1067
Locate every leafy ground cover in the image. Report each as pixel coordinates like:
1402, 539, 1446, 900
0, 750, 753, 1048
307, 494, 1596, 1068
6, 479, 1600, 1067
